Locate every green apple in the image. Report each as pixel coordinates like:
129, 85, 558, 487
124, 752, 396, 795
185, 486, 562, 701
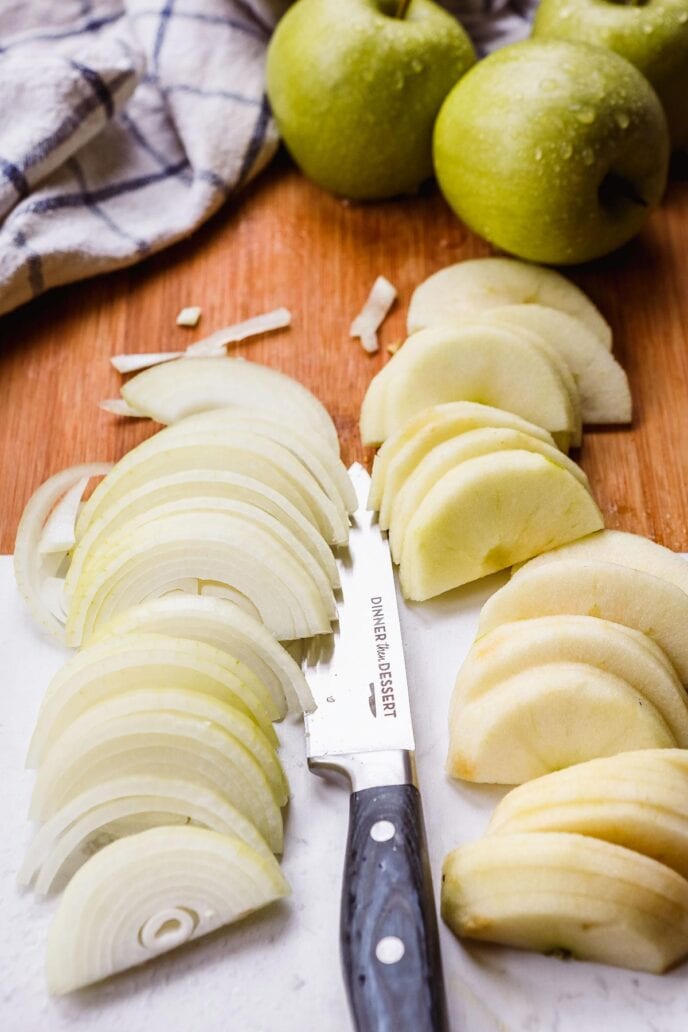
533, 0, 688, 148
433, 40, 670, 264
266, 0, 476, 199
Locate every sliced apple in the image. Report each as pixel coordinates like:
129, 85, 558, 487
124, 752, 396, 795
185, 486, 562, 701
517, 529, 688, 596
30, 708, 284, 851
121, 356, 339, 450
360, 323, 577, 446
441, 832, 688, 974
46, 826, 290, 994
28, 632, 283, 767
66, 511, 334, 645
388, 428, 589, 561
477, 305, 631, 424
487, 749, 688, 881
91, 595, 313, 715
369, 401, 558, 513
75, 428, 348, 546
479, 560, 688, 684
408, 258, 612, 350
451, 615, 688, 746
19, 773, 275, 895
448, 661, 674, 784
398, 451, 602, 600
163, 409, 356, 513
69, 470, 339, 592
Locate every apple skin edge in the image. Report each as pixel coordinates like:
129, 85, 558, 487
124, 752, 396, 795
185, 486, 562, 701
432, 39, 670, 265
533, 0, 688, 150
266, 0, 476, 200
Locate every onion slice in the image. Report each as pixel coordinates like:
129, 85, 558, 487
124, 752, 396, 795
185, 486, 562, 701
19, 773, 274, 895
350, 275, 397, 354
120, 357, 339, 450
185, 308, 292, 355
13, 463, 112, 641
176, 306, 202, 327
93, 595, 315, 714
39, 477, 91, 555
110, 353, 183, 374
30, 708, 284, 850
28, 632, 282, 766
46, 826, 289, 994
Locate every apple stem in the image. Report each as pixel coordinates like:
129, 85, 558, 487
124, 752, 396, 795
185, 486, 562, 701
395, 0, 411, 16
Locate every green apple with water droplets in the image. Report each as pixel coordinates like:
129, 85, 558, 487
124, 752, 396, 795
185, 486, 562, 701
266, 0, 476, 200
433, 39, 670, 264
533, 0, 688, 148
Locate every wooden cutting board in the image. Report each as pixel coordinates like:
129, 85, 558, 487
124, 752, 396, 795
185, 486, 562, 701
1, 153, 687, 554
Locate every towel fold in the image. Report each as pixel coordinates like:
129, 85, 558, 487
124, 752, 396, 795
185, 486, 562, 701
0, 0, 536, 318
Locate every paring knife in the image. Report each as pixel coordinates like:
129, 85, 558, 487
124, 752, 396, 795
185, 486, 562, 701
304, 462, 448, 1032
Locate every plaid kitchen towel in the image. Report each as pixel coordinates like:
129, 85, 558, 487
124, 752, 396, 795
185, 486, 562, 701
0, 0, 537, 318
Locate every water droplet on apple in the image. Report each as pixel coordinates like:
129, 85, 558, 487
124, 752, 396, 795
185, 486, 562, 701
575, 107, 595, 125
560, 142, 573, 159
582, 148, 595, 166
615, 111, 630, 130
534, 147, 543, 162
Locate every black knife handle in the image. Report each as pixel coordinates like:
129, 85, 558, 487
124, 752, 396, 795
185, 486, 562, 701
340, 783, 448, 1032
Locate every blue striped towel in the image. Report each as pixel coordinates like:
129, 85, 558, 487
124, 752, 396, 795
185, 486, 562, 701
0, 0, 536, 318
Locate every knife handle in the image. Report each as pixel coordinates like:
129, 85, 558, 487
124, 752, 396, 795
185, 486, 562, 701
340, 783, 448, 1032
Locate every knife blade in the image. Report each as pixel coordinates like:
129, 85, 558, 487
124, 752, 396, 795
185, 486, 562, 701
304, 462, 448, 1032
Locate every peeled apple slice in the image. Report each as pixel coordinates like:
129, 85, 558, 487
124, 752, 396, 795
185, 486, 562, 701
30, 709, 284, 851
479, 560, 688, 684
441, 832, 688, 974
387, 428, 589, 561
46, 825, 289, 994
517, 529, 688, 596
69, 498, 337, 623
13, 463, 112, 640
92, 595, 313, 715
398, 451, 603, 600
369, 401, 558, 512
477, 305, 631, 424
165, 408, 355, 513
451, 616, 688, 745
66, 511, 334, 645
75, 428, 348, 546
487, 750, 688, 881
447, 661, 675, 784
360, 323, 577, 446
19, 773, 274, 894
28, 632, 280, 767
120, 356, 339, 450
407, 258, 612, 350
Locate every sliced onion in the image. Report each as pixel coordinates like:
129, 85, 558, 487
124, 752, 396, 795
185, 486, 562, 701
184, 308, 292, 355
120, 357, 339, 451
176, 306, 202, 327
20, 773, 274, 895
38, 476, 91, 556
29, 631, 282, 766
46, 826, 289, 994
350, 275, 397, 354
110, 354, 183, 375
13, 463, 112, 641
199, 582, 262, 619
75, 427, 348, 545
165, 409, 356, 514
68, 471, 338, 589
31, 709, 284, 852
34, 687, 287, 805
66, 511, 334, 645
93, 595, 314, 714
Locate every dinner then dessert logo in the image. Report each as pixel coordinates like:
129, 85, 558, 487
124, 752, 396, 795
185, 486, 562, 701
369, 596, 397, 719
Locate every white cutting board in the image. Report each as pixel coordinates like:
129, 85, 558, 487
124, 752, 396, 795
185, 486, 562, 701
2, 554, 687, 1032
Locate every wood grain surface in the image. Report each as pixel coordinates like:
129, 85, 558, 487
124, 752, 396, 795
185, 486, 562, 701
1, 153, 687, 554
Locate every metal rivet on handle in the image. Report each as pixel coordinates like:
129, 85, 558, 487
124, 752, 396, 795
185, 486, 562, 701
375, 936, 405, 965
370, 820, 395, 843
